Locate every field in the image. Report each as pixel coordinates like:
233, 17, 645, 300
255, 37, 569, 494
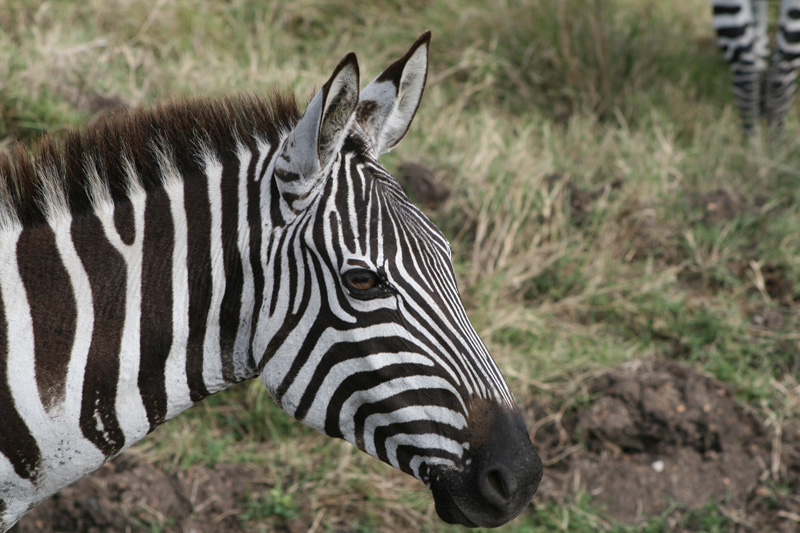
2, 0, 800, 531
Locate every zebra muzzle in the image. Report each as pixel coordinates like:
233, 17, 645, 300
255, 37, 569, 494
429, 402, 543, 528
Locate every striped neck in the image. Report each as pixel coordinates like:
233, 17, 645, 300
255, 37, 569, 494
0, 121, 288, 530
0, 96, 302, 460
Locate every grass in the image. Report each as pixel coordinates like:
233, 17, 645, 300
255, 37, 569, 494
3, 0, 800, 531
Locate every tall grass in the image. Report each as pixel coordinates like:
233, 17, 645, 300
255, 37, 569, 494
3, 0, 800, 530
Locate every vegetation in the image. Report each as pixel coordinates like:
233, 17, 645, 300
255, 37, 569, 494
2, 0, 799, 531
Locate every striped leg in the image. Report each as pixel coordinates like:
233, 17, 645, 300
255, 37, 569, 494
712, 0, 770, 135
766, 0, 800, 131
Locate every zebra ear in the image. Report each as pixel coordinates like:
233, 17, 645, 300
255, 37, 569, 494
356, 31, 430, 156
274, 53, 360, 212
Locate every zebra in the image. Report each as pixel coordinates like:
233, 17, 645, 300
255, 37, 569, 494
712, 0, 800, 135
0, 33, 542, 530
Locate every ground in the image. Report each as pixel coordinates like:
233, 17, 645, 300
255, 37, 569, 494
15, 359, 800, 532
533, 359, 800, 532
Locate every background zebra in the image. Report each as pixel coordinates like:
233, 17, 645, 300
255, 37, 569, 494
712, 0, 800, 134
0, 33, 542, 530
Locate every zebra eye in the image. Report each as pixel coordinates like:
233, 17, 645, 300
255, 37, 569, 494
343, 269, 379, 292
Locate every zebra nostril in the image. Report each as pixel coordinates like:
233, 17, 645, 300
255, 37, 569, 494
479, 466, 516, 508
488, 469, 509, 499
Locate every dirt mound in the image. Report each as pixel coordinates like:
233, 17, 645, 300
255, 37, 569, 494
533, 359, 800, 531
15, 457, 264, 533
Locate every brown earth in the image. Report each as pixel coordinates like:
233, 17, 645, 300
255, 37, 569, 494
531, 359, 800, 532
14, 460, 268, 533
13, 359, 800, 532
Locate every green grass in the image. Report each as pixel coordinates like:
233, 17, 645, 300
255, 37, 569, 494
3, 0, 800, 531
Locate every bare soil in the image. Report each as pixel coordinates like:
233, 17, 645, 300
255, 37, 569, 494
15, 459, 267, 533
532, 359, 800, 532
14, 359, 800, 532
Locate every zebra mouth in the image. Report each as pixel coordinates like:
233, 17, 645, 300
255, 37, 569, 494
430, 478, 478, 527
429, 464, 540, 528
427, 402, 543, 527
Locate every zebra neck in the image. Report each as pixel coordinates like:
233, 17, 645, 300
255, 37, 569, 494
0, 107, 291, 526
145, 149, 266, 416
0, 146, 268, 461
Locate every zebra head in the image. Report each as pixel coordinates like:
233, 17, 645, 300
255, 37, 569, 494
258, 33, 542, 528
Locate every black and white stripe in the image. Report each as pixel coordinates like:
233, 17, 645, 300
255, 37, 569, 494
0, 33, 541, 530
767, 0, 800, 130
712, 0, 800, 134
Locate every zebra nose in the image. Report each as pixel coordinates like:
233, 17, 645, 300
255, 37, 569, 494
478, 464, 517, 509
428, 401, 542, 527
475, 430, 541, 518
429, 406, 542, 528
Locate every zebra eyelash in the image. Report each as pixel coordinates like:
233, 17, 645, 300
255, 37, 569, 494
341, 268, 395, 300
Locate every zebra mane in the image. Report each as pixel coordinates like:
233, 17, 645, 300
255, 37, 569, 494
0, 91, 300, 228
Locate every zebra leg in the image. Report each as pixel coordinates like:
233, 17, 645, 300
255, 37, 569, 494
712, 0, 770, 135
766, 0, 800, 132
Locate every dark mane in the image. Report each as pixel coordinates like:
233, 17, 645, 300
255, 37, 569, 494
0, 91, 300, 227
